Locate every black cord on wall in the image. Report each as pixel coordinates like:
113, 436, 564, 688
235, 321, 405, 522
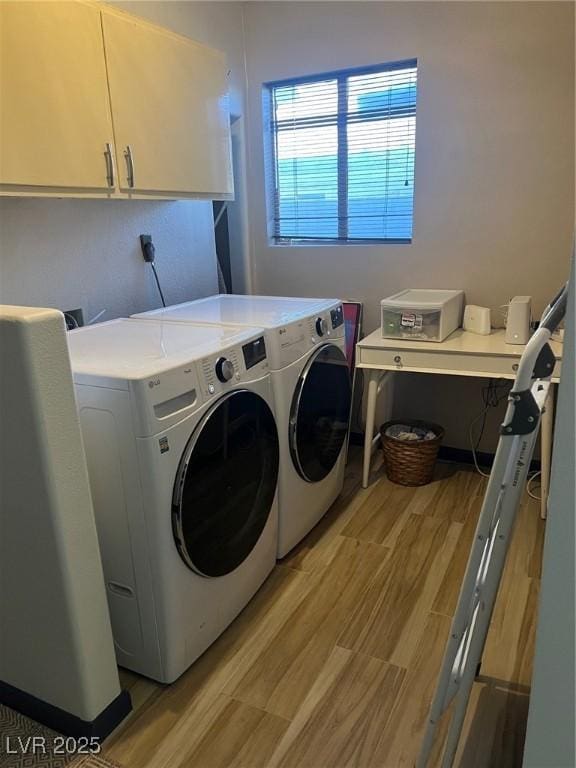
150, 262, 166, 308
469, 378, 510, 477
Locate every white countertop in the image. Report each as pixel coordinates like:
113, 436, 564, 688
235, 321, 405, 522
358, 327, 563, 359
356, 327, 562, 381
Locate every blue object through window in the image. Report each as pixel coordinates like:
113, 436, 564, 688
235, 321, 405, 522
264, 60, 418, 244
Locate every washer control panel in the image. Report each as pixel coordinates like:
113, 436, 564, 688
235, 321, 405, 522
242, 335, 267, 370
200, 337, 268, 397
307, 307, 344, 345
330, 305, 344, 329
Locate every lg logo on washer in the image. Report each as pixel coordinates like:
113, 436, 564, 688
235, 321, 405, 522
148, 378, 161, 389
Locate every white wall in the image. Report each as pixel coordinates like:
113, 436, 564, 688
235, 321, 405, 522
1, 1, 572, 451
0, 2, 249, 321
0, 198, 217, 321
242, 1, 575, 449
523, 253, 575, 768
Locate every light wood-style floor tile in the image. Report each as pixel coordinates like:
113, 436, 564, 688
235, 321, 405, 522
341, 479, 416, 546
106, 564, 311, 766
374, 611, 452, 768
338, 513, 461, 668
224, 535, 390, 719
268, 646, 405, 768
507, 496, 545, 579
432, 495, 482, 617
183, 696, 290, 768
481, 570, 539, 687
455, 681, 530, 768
401, 469, 452, 516
282, 453, 379, 573
421, 466, 486, 523
106, 455, 544, 768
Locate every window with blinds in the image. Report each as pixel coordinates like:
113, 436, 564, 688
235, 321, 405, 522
264, 60, 418, 244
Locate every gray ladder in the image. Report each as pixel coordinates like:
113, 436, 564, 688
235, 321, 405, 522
417, 285, 568, 768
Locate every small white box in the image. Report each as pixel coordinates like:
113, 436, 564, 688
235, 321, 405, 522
381, 289, 465, 342
463, 305, 492, 335
505, 296, 531, 345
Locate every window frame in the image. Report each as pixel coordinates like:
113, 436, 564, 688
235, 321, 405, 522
264, 59, 418, 247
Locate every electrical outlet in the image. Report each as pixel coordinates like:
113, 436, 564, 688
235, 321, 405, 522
64, 308, 84, 330
140, 234, 155, 262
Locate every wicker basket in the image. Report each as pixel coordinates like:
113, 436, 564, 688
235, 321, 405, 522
380, 419, 444, 486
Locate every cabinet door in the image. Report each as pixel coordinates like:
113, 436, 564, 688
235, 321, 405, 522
0, 1, 115, 191
101, 11, 233, 198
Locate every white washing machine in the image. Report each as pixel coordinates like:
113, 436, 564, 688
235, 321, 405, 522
132, 296, 352, 558
67, 318, 279, 683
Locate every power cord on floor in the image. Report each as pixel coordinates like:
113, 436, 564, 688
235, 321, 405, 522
468, 409, 492, 478
527, 471, 542, 501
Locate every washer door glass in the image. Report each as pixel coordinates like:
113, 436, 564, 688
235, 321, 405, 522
290, 344, 352, 483
173, 390, 279, 577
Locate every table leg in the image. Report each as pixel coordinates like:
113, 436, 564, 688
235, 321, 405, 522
540, 383, 556, 519
362, 369, 380, 488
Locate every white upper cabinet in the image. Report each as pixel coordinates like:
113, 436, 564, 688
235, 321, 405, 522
0, 1, 233, 199
101, 11, 233, 198
0, 1, 115, 192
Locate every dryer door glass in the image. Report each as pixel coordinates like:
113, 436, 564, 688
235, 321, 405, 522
173, 391, 279, 577
290, 344, 352, 483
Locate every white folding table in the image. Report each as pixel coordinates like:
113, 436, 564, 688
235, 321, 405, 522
356, 327, 563, 517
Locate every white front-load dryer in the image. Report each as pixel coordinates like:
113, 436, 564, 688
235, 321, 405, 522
67, 318, 279, 683
132, 296, 352, 558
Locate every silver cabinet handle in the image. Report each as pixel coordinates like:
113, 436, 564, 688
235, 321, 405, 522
104, 143, 115, 187
124, 145, 135, 188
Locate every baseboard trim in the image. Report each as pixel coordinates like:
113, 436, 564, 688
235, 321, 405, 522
438, 445, 541, 473
349, 432, 541, 472
348, 431, 364, 446
0, 680, 132, 740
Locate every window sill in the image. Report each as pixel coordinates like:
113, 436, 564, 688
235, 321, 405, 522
268, 238, 412, 247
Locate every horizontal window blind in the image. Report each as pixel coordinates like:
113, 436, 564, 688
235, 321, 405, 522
264, 60, 418, 244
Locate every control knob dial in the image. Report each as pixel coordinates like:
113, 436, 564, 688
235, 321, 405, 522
315, 317, 328, 337
215, 357, 234, 383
